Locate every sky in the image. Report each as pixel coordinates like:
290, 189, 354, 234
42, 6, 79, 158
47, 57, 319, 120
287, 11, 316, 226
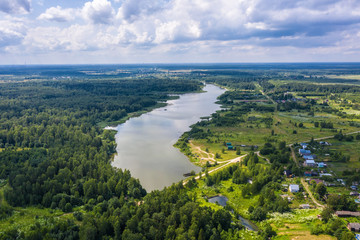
0, 0, 360, 64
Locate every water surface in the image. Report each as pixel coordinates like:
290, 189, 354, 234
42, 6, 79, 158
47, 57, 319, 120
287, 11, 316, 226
112, 84, 225, 191
208, 195, 258, 231
208, 196, 229, 206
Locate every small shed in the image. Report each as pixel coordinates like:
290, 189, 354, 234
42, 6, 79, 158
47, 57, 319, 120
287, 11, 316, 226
319, 173, 332, 178
289, 184, 300, 193
304, 171, 312, 177
300, 204, 310, 209
228, 146, 233, 150
226, 142, 232, 146
348, 223, 360, 232
336, 211, 360, 217
303, 155, 315, 160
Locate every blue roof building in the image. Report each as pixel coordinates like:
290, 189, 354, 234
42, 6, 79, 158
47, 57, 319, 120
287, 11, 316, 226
299, 149, 311, 156
303, 155, 315, 160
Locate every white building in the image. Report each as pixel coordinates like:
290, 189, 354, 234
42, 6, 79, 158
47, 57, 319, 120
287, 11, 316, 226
289, 184, 300, 193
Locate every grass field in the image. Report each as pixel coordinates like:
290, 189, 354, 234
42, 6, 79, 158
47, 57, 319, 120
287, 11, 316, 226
326, 75, 360, 80
266, 209, 337, 240
190, 109, 359, 157
318, 138, 360, 174
0, 185, 76, 233
189, 178, 259, 218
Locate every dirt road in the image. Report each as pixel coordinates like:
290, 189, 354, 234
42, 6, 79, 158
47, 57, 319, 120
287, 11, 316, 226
301, 178, 325, 209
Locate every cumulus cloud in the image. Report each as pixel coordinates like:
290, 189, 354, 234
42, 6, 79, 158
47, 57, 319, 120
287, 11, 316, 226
0, 18, 26, 49
3, 0, 360, 62
82, 0, 114, 24
112, 0, 360, 47
117, 0, 167, 22
38, 6, 76, 22
0, 0, 31, 14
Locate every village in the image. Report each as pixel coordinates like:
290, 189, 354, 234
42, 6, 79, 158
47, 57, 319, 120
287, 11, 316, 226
275, 139, 360, 237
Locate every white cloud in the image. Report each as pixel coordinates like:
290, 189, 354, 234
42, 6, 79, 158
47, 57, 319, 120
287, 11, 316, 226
82, 0, 114, 24
0, 0, 31, 14
0, 17, 26, 49
2, 0, 360, 63
38, 6, 77, 22
117, 0, 166, 22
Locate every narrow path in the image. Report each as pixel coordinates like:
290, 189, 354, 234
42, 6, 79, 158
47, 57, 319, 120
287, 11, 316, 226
189, 141, 215, 162
301, 178, 325, 209
259, 89, 277, 105
289, 145, 300, 167
183, 155, 245, 185
256, 151, 270, 164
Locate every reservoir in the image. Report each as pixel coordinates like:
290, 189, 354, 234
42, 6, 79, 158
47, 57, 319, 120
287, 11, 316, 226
112, 84, 225, 191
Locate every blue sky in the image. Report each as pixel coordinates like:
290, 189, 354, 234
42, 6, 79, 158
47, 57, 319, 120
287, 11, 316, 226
0, 0, 360, 64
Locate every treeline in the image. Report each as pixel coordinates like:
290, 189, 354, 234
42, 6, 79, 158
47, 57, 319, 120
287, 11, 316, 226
192, 71, 263, 90
270, 82, 360, 93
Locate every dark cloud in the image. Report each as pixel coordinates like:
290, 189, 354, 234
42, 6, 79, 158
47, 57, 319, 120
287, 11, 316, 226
0, 27, 24, 49
0, 0, 31, 14
120, 0, 167, 22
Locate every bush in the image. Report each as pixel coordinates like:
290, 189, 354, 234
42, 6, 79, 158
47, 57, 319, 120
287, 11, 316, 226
250, 207, 267, 221
73, 211, 83, 221
64, 203, 72, 213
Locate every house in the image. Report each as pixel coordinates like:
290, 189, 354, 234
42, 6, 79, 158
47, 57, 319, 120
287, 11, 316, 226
350, 192, 359, 196
348, 223, 360, 232
324, 182, 335, 187
320, 173, 332, 177
337, 179, 345, 185
300, 204, 310, 209
299, 149, 311, 156
289, 184, 300, 193
226, 142, 232, 146
318, 162, 325, 168
304, 160, 316, 167
335, 211, 360, 217
351, 186, 358, 191
228, 145, 233, 150
304, 171, 312, 177
303, 155, 315, 160
300, 143, 308, 149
